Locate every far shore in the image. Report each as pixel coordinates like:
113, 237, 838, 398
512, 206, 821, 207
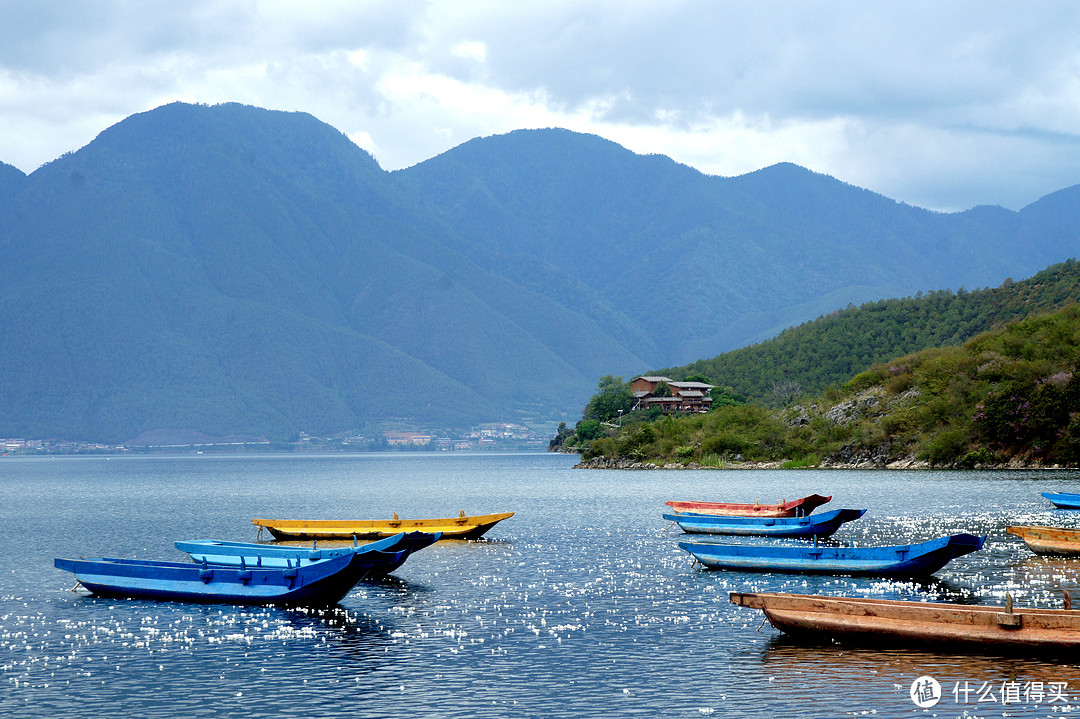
573, 456, 1075, 470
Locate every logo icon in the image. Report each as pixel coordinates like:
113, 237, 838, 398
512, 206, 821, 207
911, 676, 942, 708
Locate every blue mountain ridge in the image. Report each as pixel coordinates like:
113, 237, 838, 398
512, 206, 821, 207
0, 102, 1075, 442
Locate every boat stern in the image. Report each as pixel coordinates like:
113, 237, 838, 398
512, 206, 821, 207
729, 591, 768, 609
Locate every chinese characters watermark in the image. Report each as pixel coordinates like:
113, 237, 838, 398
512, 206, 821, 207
910, 676, 941, 708
909, 676, 1072, 708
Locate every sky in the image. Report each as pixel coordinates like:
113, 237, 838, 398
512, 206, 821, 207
2, 1, 1079, 212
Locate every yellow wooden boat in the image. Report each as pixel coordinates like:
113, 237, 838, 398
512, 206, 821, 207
252, 511, 514, 541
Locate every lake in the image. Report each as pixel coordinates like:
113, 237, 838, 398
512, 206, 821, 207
2, 452, 1080, 718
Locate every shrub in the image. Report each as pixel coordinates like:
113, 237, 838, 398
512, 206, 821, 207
575, 419, 606, 442
583, 436, 616, 460
846, 368, 884, 393
675, 445, 696, 460
956, 447, 998, 468
782, 455, 820, 468
885, 370, 914, 395
701, 431, 748, 457
922, 429, 968, 466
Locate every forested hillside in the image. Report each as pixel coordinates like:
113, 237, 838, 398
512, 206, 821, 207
660, 260, 1080, 404
573, 302, 1080, 469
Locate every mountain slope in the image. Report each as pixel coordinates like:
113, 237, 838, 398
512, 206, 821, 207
398, 132, 1068, 359
0, 104, 647, 442
0, 161, 24, 199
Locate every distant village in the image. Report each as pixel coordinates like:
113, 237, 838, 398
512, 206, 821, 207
1, 422, 553, 455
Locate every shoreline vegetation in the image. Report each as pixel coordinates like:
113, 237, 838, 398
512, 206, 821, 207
555, 298, 1080, 471
572, 455, 1070, 470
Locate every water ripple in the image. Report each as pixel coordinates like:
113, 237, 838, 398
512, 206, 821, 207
3, 457, 1080, 717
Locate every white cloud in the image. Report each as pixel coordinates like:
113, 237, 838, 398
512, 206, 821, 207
1, 1, 1079, 210
451, 42, 487, 63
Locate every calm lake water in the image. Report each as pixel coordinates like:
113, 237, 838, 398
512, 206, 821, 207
3, 452, 1080, 718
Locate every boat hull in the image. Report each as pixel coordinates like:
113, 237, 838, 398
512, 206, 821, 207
1042, 492, 1080, 509
1006, 525, 1080, 557
54, 554, 373, 606
251, 512, 514, 540
680, 534, 984, 577
175, 532, 408, 568
730, 591, 1080, 653
663, 508, 865, 538
665, 494, 831, 518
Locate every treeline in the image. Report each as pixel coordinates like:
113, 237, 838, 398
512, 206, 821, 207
658, 259, 1080, 405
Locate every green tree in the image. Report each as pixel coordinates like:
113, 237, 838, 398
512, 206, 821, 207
682, 373, 711, 383
582, 375, 635, 422
709, 385, 746, 408
575, 419, 606, 441
547, 421, 574, 450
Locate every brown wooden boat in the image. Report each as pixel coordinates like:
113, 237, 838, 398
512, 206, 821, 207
665, 493, 831, 517
1007, 525, 1080, 557
252, 511, 514, 541
729, 591, 1080, 652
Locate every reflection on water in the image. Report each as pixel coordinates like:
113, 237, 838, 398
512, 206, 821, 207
4, 455, 1080, 717
759, 637, 1080, 718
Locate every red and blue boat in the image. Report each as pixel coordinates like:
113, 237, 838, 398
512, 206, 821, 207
665, 493, 831, 517
663, 508, 865, 538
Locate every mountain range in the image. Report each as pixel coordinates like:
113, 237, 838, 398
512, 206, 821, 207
1, 102, 1077, 443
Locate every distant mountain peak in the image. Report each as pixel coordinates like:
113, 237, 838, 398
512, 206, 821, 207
69, 101, 382, 176
407, 126, 694, 180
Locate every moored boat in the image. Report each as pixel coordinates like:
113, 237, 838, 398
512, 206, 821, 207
679, 533, 984, 577
54, 552, 375, 606
251, 511, 514, 540
665, 493, 831, 517
663, 508, 865, 538
1006, 525, 1080, 557
729, 591, 1080, 653
1042, 491, 1080, 509
175, 531, 441, 578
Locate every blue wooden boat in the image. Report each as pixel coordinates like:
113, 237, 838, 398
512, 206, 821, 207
1042, 492, 1080, 509
678, 533, 985, 577
54, 552, 374, 606
663, 508, 866, 538
174, 531, 440, 579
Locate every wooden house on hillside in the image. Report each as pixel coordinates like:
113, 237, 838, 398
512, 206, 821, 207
629, 376, 714, 413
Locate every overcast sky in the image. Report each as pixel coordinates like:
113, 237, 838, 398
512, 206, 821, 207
2, 1, 1079, 211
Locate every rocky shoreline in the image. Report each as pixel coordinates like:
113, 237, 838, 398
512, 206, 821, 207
573, 455, 1064, 470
